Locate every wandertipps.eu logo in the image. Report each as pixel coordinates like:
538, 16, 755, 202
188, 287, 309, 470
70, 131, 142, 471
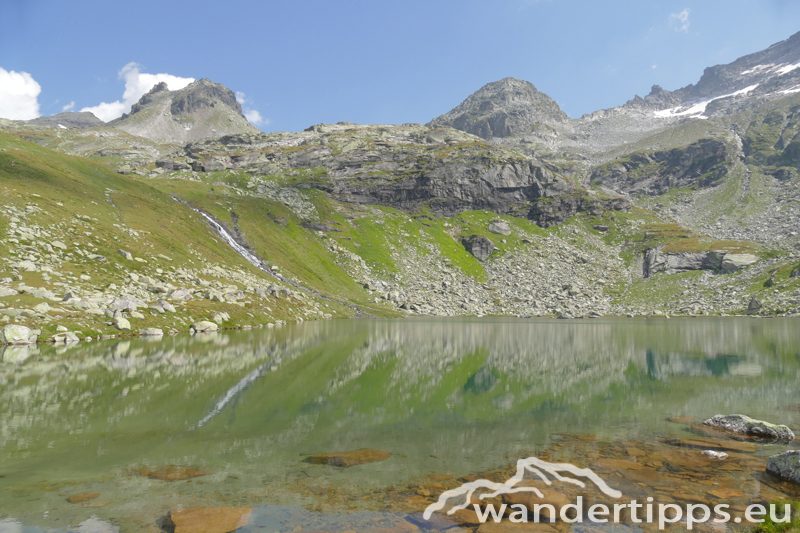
422, 457, 796, 530
423, 457, 622, 523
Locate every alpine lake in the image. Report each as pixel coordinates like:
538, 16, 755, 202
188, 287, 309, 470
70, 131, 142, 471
1, 317, 799, 533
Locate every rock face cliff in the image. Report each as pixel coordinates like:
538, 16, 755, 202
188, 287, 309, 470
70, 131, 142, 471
590, 138, 737, 195
180, 122, 630, 227
428, 78, 569, 139
108, 79, 261, 143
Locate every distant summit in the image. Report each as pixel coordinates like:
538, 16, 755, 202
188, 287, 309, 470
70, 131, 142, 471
428, 77, 569, 139
23, 111, 104, 130
108, 78, 261, 143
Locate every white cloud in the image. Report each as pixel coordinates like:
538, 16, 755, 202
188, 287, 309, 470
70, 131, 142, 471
669, 8, 691, 33
235, 91, 268, 126
81, 62, 194, 122
62, 101, 75, 112
244, 109, 265, 126
0, 68, 41, 120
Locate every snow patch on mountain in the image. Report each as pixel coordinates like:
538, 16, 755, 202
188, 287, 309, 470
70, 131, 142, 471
654, 84, 759, 120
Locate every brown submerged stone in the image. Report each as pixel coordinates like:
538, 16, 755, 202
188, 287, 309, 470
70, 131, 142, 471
707, 488, 744, 499
667, 416, 698, 424
306, 449, 391, 467
503, 486, 572, 521
662, 437, 757, 453
67, 491, 99, 504
168, 507, 251, 533
140, 465, 212, 480
82, 500, 111, 508
594, 458, 660, 482
476, 522, 557, 533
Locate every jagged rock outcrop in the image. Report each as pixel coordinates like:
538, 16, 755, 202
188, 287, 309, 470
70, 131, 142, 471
463, 235, 495, 261
705, 414, 794, 441
643, 247, 759, 277
590, 138, 736, 195
529, 195, 630, 228
109, 78, 260, 143
184, 123, 631, 227
428, 78, 569, 139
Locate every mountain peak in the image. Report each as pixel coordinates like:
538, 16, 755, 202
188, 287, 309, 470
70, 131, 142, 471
428, 77, 569, 139
110, 78, 259, 143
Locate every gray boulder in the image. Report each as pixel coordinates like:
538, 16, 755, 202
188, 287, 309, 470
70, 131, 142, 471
157, 299, 176, 312
704, 414, 794, 441
487, 220, 511, 236
191, 320, 218, 333
721, 253, 758, 272
766, 450, 800, 485
167, 288, 192, 301
112, 317, 131, 331
0, 324, 38, 345
463, 235, 495, 261
140, 328, 164, 337
51, 332, 80, 343
746, 297, 763, 314
108, 296, 143, 312
0, 287, 18, 297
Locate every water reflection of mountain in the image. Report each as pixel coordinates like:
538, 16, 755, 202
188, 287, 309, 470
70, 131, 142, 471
1, 318, 799, 464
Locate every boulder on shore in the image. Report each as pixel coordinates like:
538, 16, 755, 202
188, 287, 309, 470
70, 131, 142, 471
191, 321, 218, 333
0, 324, 38, 345
704, 414, 794, 441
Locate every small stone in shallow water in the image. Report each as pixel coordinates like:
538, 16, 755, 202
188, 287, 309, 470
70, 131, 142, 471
167, 507, 251, 533
67, 491, 99, 503
305, 449, 391, 467
701, 450, 728, 460
140, 465, 212, 480
663, 437, 757, 453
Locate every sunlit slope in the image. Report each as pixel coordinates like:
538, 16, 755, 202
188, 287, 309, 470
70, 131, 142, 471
0, 134, 378, 339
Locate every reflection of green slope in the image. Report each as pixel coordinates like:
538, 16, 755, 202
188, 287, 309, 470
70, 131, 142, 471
2, 319, 800, 497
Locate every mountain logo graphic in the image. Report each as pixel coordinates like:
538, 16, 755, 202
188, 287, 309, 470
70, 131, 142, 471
423, 457, 623, 520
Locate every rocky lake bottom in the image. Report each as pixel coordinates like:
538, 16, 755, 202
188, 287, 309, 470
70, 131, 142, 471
1, 318, 799, 533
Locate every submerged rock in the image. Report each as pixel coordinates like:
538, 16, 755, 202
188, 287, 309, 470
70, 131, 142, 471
704, 414, 794, 441
306, 449, 391, 467
766, 450, 800, 485
67, 491, 100, 504
701, 450, 728, 460
167, 507, 251, 533
140, 465, 212, 480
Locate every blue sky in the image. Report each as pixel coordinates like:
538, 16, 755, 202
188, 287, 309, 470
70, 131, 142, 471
1, 0, 798, 132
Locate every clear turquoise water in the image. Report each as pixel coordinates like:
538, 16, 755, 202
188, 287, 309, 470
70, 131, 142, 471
1, 317, 799, 532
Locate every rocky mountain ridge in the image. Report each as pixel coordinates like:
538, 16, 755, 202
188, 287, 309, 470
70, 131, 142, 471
108, 78, 261, 142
